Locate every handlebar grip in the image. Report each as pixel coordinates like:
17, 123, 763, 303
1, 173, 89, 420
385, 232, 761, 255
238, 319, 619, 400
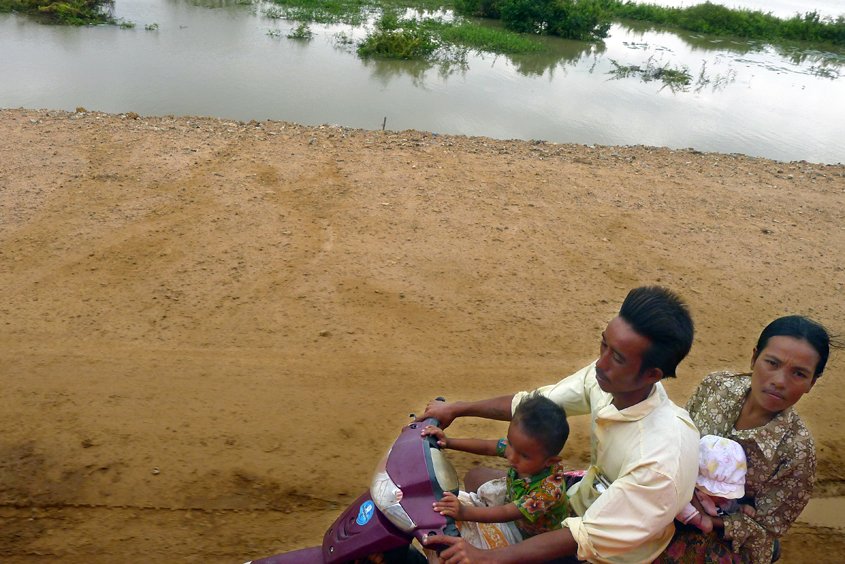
443, 517, 460, 538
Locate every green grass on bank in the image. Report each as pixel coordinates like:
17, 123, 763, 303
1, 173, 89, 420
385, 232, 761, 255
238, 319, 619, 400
438, 21, 545, 53
267, 0, 845, 61
0, 0, 115, 24
451, 0, 845, 45
606, 1, 845, 46
354, 12, 544, 60
4, 0, 843, 55
264, 0, 371, 26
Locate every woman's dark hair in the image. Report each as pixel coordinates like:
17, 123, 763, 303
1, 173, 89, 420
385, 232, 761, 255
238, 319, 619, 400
512, 393, 569, 458
756, 316, 835, 377
619, 286, 694, 379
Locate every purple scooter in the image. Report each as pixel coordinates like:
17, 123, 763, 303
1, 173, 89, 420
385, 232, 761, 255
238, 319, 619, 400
245, 401, 460, 564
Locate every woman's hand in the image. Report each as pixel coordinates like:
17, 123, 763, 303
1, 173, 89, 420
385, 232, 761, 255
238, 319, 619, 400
738, 504, 757, 518
422, 425, 450, 448
433, 491, 463, 519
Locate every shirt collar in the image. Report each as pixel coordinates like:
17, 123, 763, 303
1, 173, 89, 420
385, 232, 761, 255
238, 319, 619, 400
596, 381, 664, 422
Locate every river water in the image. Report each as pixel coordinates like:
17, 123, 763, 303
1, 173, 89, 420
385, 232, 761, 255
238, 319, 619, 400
1, 0, 844, 163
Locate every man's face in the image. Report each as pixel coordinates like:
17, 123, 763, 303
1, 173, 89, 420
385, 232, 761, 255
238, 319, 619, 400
595, 316, 655, 408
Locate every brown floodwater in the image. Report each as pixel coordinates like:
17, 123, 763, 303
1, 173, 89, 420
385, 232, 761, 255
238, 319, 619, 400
1, 0, 843, 163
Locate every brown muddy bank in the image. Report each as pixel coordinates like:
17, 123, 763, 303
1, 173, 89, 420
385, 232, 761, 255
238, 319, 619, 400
1, 107, 844, 563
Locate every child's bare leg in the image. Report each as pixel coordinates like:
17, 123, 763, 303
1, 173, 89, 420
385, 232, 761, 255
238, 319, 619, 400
464, 467, 507, 493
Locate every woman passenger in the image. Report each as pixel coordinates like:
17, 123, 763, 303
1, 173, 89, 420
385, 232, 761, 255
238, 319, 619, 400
656, 315, 837, 564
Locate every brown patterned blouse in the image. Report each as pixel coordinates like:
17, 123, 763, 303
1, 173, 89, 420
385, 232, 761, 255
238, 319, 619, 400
684, 372, 816, 564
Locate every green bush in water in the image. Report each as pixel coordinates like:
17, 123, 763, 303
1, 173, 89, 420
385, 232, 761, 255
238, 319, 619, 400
500, 0, 611, 40
454, 0, 503, 19
438, 21, 544, 53
607, 1, 845, 46
0, 0, 115, 24
358, 13, 439, 59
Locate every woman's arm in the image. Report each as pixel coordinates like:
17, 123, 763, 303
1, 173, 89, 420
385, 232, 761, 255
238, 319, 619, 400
722, 441, 815, 562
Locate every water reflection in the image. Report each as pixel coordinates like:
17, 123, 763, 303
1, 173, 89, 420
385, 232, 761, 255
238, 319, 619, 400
503, 41, 605, 77
361, 55, 468, 87
608, 20, 845, 92
607, 56, 737, 93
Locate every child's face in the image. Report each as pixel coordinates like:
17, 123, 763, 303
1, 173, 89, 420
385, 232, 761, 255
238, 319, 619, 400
505, 422, 555, 479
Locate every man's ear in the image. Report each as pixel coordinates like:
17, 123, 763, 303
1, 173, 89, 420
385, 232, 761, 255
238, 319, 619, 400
641, 366, 663, 384
750, 347, 759, 371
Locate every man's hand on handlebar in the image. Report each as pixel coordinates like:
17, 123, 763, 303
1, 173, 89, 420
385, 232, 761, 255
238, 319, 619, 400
417, 399, 460, 429
424, 534, 494, 564
432, 491, 464, 520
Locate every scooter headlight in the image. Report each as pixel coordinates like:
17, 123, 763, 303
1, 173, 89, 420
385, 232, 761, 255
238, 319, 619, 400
370, 450, 416, 532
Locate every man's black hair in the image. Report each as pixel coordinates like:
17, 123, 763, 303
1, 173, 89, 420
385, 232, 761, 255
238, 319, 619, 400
512, 393, 569, 458
619, 286, 694, 379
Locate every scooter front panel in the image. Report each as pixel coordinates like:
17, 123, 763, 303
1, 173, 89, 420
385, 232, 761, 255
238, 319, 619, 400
322, 492, 412, 564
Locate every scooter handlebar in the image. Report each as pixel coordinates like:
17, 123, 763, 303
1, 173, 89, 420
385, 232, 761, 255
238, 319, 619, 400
426, 397, 461, 541
424, 397, 447, 449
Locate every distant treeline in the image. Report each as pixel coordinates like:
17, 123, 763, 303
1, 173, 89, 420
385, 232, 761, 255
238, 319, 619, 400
0, 0, 114, 24
456, 0, 845, 44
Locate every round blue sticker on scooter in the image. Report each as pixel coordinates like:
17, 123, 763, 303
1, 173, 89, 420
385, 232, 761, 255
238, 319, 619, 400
356, 501, 375, 526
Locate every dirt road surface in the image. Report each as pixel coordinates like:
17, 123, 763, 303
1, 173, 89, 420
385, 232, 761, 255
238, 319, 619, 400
1, 108, 844, 563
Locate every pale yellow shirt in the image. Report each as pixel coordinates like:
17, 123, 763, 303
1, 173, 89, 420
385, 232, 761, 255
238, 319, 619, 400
512, 362, 699, 564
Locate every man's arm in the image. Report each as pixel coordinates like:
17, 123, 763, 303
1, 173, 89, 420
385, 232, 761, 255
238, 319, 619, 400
425, 526, 578, 564
417, 396, 515, 429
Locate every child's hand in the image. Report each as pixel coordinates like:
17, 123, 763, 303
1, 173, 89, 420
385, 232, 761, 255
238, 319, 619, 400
421, 425, 449, 448
433, 491, 463, 520
737, 504, 756, 518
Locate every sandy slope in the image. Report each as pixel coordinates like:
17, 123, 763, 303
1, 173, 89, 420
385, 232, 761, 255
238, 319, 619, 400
1, 107, 844, 563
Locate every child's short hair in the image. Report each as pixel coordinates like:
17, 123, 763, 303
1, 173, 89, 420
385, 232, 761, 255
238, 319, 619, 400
512, 393, 569, 458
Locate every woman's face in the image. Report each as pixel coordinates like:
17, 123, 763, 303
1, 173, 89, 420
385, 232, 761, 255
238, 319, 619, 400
748, 335, 820, 415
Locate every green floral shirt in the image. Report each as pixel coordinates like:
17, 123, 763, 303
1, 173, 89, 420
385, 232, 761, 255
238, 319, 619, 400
496, 438, 570, 538
684, 372, 816, 564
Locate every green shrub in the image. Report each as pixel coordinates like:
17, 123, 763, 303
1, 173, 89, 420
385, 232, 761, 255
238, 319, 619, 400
1, 0, 115, 24
438, 20, 544, 52
454, 0, 503, 19
607, 1, 845, 46
358, 13, 439, 59
287, 21, 313, 38
500, 0, 546, 33
546, 0, 611, 39
500, 0, 611, 40
265, 0, 369, 26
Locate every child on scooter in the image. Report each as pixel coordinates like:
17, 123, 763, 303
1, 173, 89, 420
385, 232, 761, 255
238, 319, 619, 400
675, 434, 757, 534
422, 393, 569, 544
